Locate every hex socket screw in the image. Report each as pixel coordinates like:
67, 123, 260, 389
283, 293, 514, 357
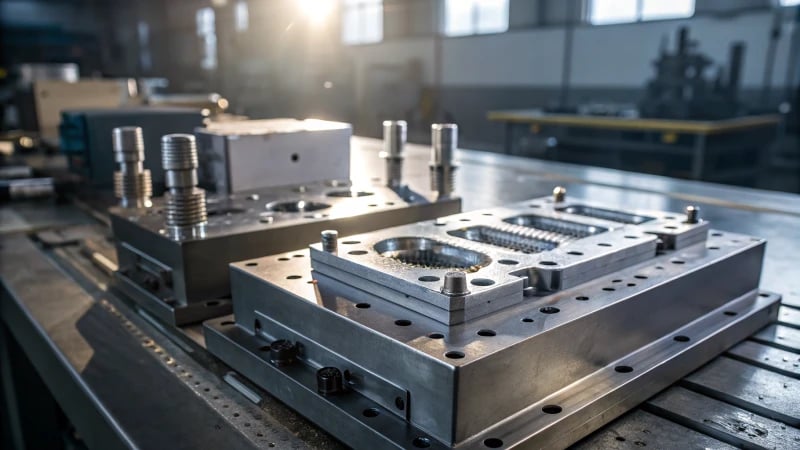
430, 123, 458, 199
321, 230, 339, 254
382, 120, 406, 188
161, 134, 207, 230
112, 126, 152, 208
685, 205, 700, 224
316, 367, 344, 396
553, 186, 566, 203
442, 271, 469, 296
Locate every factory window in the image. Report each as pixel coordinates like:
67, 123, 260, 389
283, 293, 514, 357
196, 7, 218, 70
342, 0, 383, 45
588, 0, 695, 25
444, 0, 509, 37
780, 0, 800, 6
235, 1, 249, 32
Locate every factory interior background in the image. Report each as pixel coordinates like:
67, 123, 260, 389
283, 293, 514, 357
2, 0, 799, 191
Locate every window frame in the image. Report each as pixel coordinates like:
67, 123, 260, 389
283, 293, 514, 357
586, 0, 696, 26
442, 0, 510, 38
341, 0, 384, 46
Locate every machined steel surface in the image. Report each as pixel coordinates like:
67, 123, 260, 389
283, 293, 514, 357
3, 137, 799, 450
205, 195, 779, 448
112, 126, 153, 209
110, 180, 460, 325
196, 118, 352, 194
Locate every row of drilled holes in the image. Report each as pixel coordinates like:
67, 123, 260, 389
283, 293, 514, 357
396, 301, 754, 449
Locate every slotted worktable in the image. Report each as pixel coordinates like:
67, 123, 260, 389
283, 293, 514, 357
1, 137, 799, 449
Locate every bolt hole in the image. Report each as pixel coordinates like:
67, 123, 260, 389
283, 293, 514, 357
672, 260, 685, 265
419, 276, 440, 282
634, 275, 648, 279
624, 235, 639, 239
575, 296, 589, 301
245, 262, 258, 266
602, 287, 615, 291
616, 437, 626, 442
521, 317, 534, 323
540, 306, 559, 314
542, 405, 562, 414
363, 408, 380, 418
445, 351, 465, 359
412, 437, 431, 448
615, 365, 634, 373
428, 332, 444, 339
477, 329, 496, 337
395, 396, 405, 410
498, 259, 519, 265
395, 319, 412, 326
254, 319, 262, 332
291, 153, 299, 162
567, 251, 583, 256
758, 293, 769, 298
278, 257, 290, 261
292, 254, 304, 258
708, 246, 720, 250
598, 243, 612, 247
627, 283, 636, 287
355, 303, 371, 309
724, 311, 738, 316
471, 278, 495, 287
341, 240, 360, 245
612, 279, 623, 283
286, 275, 302, 280
674, 335, 690, 342
539, 261, 558, 266
349, 250, 368, 255
483, 438, 504, 448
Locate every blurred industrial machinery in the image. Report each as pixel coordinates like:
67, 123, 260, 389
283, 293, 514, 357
639, 26, 745, 120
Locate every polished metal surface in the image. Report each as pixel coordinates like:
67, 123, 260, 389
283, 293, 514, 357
110, 178, 460, 325
205, 193, 778, 448
2, 136, 799, 450
161, 133, 208, 232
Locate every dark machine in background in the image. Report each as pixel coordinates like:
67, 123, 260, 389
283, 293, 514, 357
639, 27, 745, 120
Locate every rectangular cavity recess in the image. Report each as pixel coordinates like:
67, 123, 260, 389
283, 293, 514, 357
556, 204, 655, 225
448, 225, 560, 253
503, 214, 607, 238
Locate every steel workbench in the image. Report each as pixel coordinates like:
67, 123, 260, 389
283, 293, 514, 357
487, 109, 781, 184
1, 137, 799, 449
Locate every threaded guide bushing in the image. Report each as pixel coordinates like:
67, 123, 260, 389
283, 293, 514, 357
112, 126, 152, 208
161, 134, 207, 229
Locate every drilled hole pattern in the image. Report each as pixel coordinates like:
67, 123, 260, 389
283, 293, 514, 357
96, 299, 287, 447
503, 214, 607, 238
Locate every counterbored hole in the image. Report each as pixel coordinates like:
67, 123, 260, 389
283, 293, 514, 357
542, 405, 563, 414
540, 307, 560, 314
